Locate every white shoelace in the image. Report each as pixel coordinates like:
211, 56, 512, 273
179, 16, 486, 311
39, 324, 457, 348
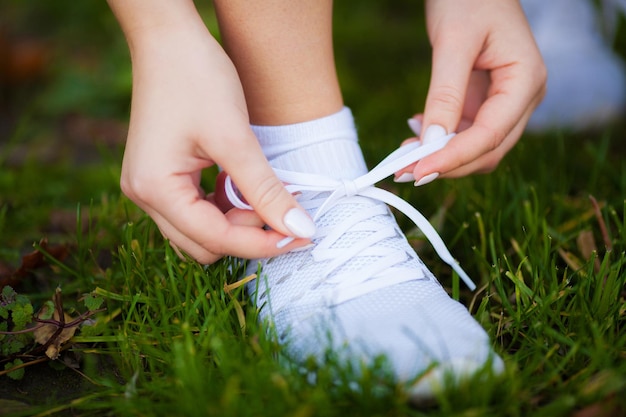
225, 134, 476, 308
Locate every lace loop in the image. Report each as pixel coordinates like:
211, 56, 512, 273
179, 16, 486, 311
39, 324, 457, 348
224, 175, 252, 210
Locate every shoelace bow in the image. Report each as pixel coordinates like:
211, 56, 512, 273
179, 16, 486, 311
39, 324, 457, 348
225, 134, 476, 306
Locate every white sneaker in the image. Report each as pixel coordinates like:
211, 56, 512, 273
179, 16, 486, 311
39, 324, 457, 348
228, 134, 504, 401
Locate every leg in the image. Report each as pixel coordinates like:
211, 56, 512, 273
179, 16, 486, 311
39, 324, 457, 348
214, 0, 366, 180
213, 0, 343, 125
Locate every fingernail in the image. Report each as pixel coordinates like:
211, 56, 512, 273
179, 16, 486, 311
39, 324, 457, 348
283, 208, 316, 238
394, 173, 415, 183
277, 237, 315, 250
276, 236, 295, 249
422, 124, 447, 144
414, 172, 439, 187
407, 118, 422, 136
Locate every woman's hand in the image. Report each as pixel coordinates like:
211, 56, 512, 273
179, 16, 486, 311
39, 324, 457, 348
109, 0, 314, 263
396, 0, 546, 184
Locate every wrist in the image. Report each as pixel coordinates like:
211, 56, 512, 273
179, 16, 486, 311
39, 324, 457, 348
108, 0, 207, 51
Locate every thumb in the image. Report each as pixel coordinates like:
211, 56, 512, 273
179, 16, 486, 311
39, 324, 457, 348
216, 133, 316, 240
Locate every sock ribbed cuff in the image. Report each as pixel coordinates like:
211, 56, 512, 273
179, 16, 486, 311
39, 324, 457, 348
252, 107, 358, 160
252, 107, 368, 180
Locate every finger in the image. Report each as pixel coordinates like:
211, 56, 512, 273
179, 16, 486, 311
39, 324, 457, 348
421, 30, 481, 139
393, 111, 477, 182
128, 156, 312, 261
214, 128, 316, 240
414, 58, 544, 179
413, 103, 532, 180
436, 112, 529, 178
212, 173, 297, 230
224, 207, 266, 228
393, 113, 424, 182
147, 199, 310, 264
149, 209, 221, 264
408, 114, 424, 137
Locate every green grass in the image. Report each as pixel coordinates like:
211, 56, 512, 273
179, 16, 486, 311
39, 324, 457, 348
1, 1, 626, 416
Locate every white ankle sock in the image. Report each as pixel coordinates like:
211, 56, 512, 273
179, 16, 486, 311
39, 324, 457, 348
251, 107, 368, 180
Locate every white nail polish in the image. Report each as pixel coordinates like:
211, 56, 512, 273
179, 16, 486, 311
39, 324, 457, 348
283, 208, 316, 238
414, 172, 439, 187
394, 173, 415, 183
276, 236, 295, 249
407, 118, 422, 136
422, 124, 447, 144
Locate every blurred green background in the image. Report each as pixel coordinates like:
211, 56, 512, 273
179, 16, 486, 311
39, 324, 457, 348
2, 0, 625, 261
0, 0, 442, 253
1, 1, 626, 416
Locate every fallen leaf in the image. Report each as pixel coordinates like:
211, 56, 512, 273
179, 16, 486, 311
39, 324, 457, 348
0, 238, 69, 293
12, 238, 69, 279
576, 229, 601, 273
33, 302, 76, 360
589, 195, 611, 251
576, 229, 597, 260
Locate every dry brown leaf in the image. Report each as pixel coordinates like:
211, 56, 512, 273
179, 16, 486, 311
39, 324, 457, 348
13, 238, 69, 279
589, 195, 612, 250
576, 229, 602, 273
33, 305, 76, 360
576, 229, 598, 260
0, 238, 70, 291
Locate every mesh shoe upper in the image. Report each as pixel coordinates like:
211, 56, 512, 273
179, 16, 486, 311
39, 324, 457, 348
228, 136, 503, 397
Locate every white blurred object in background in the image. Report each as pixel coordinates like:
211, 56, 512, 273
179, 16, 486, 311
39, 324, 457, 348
521, 0, 626, 131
